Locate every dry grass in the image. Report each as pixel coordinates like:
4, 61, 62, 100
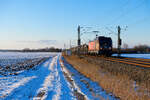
63, 55, 150, 100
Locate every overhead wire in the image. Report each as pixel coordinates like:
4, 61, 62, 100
126, 0, 150, 27
107, 0, 146, 26
105, 0, 131, 26
103, 0, 131, 37
103, 0, 148, 38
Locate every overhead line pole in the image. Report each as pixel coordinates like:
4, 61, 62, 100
118, 26, 122, 57
78, 25, 81, 46
77, 25, 81, 55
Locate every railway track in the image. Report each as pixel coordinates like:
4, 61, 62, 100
84, 55, 150, 68
103, 57, 150, 68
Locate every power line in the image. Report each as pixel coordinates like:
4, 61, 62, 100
104, 0, 130, 25
105, 27, 117, 35
108, 0, 146, 25
127, 16, 149, 27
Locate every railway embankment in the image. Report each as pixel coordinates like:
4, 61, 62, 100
63, 55, 150, 100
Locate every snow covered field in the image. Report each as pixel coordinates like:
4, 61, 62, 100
0, 52, 116, 100
113, 54, 150, 59
0, 52, 57, 76
0, 52, 57, 67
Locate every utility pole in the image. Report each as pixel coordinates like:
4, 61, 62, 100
77, 25, 81, 55
118, 26, 122, 57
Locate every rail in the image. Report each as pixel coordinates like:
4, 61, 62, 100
84, 55, 150, 68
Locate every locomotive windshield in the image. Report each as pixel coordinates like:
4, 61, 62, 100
98, 37, 112, 47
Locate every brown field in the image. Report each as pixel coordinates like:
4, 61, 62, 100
63, 55, 150, 100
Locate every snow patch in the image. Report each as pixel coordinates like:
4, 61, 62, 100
60, 58, 89, 100
34, 56, 62, 100
0, 76, 36, 98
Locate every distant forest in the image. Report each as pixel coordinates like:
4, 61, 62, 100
0, 47, 62, 52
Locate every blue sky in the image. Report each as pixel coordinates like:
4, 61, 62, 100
0, 0, 150, 49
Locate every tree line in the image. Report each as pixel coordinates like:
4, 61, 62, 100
113, 44, 150, 54
22, 47, 62, 52
0, 47, 62, 52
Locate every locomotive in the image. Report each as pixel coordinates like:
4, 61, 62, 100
88, 36, 112, 56
70, 36, 113, 56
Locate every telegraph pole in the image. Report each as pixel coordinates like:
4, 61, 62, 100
118, 26, 122, 57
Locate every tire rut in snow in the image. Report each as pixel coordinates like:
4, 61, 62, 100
60, 59, 86, 100
34, 55, 76, 100
33, 56, 57, 100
